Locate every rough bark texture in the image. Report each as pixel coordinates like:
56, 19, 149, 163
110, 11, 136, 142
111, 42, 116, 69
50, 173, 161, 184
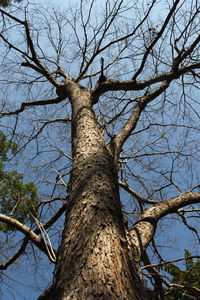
129, 192, 200, 260
50, 81, 148, 300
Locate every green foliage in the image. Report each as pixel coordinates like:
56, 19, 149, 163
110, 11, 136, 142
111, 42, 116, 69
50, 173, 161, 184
163, 250, 200, 300
0, 131, 38, 231
0, 131, 17, 161
0, 0, 22, 7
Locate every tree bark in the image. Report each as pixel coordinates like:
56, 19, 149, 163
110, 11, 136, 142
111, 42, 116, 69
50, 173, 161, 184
49, 81, 148, 300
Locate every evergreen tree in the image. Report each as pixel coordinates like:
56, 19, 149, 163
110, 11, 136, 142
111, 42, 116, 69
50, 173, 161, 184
163, 250, 200, 299
0, 131, 38, 231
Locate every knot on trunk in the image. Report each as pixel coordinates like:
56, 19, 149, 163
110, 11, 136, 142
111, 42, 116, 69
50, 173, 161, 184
56, 84, 68, 99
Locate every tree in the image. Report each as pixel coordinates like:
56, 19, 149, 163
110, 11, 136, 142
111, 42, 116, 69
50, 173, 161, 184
163, 250, 200, 299
0, 130, 38, 232
0, 0, 22, 7
0, 0, 200, 299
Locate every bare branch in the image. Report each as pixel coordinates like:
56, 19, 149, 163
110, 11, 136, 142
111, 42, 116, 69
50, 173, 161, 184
41, 203, 67, 231
0, 9, 24, 24
129, 192, 200, 260
119, 181, 158, 204
112, 80, 170, 159
92, 63, 200, 101
141, 255, 200, 270
0, 238, 29, 270
0, 96, 66, 116
0, 9, 58, 86
132, 0, 181, 81
20, 59, 59, 87
0, 202, 67, 269
76, 0, 156, 81
0, 213, 56, 262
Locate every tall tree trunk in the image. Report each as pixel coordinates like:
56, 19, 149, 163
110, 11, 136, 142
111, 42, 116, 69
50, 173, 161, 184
51, 82, 147, 299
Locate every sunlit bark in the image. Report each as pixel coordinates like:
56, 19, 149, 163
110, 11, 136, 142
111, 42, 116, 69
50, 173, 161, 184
50, 81, 148, 299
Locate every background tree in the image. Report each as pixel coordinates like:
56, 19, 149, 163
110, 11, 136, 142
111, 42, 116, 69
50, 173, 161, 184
163, 250, 200, 299
0, 0, 200, 299
0, 0, 22, 7
0, 130, 38, 232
